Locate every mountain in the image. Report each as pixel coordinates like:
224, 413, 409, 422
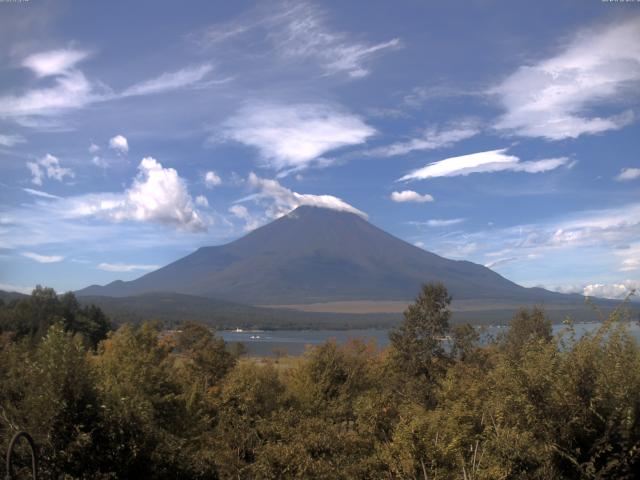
77, 205, 584, 306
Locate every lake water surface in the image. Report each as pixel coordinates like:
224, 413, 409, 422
220, 322, 640, 356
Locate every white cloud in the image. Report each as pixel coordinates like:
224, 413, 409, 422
274, 3, 400, 78
109, 134, 129, 153
7, 158, 207, 236
23, 188, 61, 199
89, 143, 100, 153
0, 134, 25, 147
222, 103, 375, 171
121, 64, 214, 97
429, 203, 640, 277
228, 204, 261, 231
92, 156, 109, 168
240, 172, 367, 221
617, 244, 640, 272
0, 69, 96, 118
22, 49, 89, 77
424, 218, 465, 227
196, 2, 399, 78
99, 157, 206, 231
229, 204, 249, 218
26, 153, 74, 186
370, 121, 480, 157
204, 170, 222, 187
0, 283, 34, 295
390, 190, 434, 203
22, 251, 64, 263
492, 17, 640, 139
398, 148, 569, 181
195, 195, 209, 207
485, 257, 519, 269
97, 262, 160, 272
583, 280, 639, 300
616, 167, 640, 181
0, 49, 210, 125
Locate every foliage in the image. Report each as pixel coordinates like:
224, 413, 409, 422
1, 283, 640, 479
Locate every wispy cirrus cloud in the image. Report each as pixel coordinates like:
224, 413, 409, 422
23, 188, 61, 199
22, 251, 64, 263
428, 203, 640, 277
369, 120, 480, 157
409, 218, 466, 228
491, 16, 640, 140
0, 134, 25, 147
0, 48, 218, 126
194, 1, 400, 79
398, 148, 569, 182
221, 102, 375, 173
97, 262, 160, 272
120, 64, 215, 97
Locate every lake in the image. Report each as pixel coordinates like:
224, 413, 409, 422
220, 321, 640, 356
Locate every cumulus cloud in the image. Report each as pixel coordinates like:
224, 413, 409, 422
398, 148, 569, 182
195, 195, 209, 207
9, 158, 207, 235
109, 134, 129, 153
89, 143, 100, 153
222, 103, 375, 172
583, 280, 639, 300
22, 251, 64, 263
121, 64, 214, 97
204, 170, 222, 187
491, 17, 640, 139
97, 262, 160, 272
616, 167, 640, 181
99, 157, 206, 231
390, 190, 434, 203
26, 153, 74, 186
0, 134, 25, 147
370, 121, 480, 157
239, 172, 366, 222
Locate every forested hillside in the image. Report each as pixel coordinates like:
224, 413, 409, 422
1, 284, 639, 479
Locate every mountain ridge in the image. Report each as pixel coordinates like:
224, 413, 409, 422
76, 205, 586, 305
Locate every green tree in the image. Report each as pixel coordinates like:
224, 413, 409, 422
388, 282, 452, 404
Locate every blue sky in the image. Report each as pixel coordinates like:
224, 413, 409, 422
0, 0, 638, 300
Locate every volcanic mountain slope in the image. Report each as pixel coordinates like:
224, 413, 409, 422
77, 206, 582, 305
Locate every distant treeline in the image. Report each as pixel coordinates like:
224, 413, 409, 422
1, 284, 639, 479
